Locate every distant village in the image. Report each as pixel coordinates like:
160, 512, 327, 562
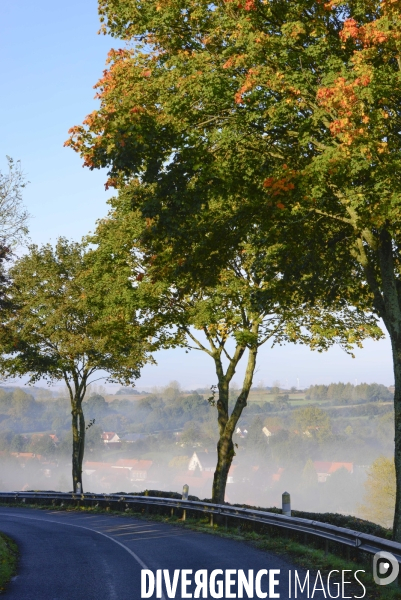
7, 431, 356, 504
0, 381, 394, 516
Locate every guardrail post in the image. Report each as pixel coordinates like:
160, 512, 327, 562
182, 484, 189, 521
282, 491, 291, 517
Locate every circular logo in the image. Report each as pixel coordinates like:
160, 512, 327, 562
373, 551, 399, 586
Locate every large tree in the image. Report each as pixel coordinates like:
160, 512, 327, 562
93, 195, 380, 503
0, 238, 156, 492
67, 0, 401, 537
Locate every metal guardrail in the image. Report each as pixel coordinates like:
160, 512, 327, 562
1, 490, 401, 563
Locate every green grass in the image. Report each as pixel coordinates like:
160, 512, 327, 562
2, 501, 399, 598
150, 514, 400, 599
287, 399, 311, 406
0, 532, 18, 594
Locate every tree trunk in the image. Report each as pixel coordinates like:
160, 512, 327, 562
212, 339, 258, 504
71, 399, 85, 493
361, 229, 401, 541
391, 335, 401, 540
213, 433, 235, 504
212, 375, 231, 504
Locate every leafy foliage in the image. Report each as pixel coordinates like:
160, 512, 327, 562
293, 406, 333, 442
360, 456, 396, 529
0, 239, 151, 387
0, 238, 154, 491
66, 0, 401, 322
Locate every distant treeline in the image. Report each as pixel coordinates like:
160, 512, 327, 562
115, 388, 149, 395
0, 388, 70, 433
305, 382, 392, 404
0, 386, 214, 435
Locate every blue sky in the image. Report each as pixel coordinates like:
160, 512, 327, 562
2, 1, 114, 244
1, 1, 394, 390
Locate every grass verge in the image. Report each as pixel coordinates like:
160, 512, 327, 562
1, 501, 400, 598
147, 513, 399, 599
0, 532, 18, 594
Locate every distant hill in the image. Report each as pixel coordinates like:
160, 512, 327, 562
0, 385, 56, 399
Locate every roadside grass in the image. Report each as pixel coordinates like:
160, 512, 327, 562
144, 514, 399, 599
0, 532, 18, 594
1, 501, 399, 598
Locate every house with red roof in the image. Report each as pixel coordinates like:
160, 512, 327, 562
84, 461, 115, 476
112, 458, 153, 481
101, 432, 121, 443
83, 458, 153, 485
313, 461, 353, 483
11, 452, 42, 467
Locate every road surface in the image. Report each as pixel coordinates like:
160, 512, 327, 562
0, 506, 339, 599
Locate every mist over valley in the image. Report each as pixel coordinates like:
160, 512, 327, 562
0, 380, 394, 528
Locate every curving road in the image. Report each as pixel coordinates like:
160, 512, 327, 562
0, 506, 334, 599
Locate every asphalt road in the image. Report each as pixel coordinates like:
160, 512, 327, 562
0, 506, 335, 599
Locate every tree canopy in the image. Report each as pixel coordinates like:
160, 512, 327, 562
66, 0, 401, 538
360, 456, 396, 529
66, 0, 401, 307
0, 238, 155, 491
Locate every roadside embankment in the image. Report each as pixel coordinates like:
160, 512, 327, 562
0, 532, 18, 593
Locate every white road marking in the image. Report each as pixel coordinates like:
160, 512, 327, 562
2, 511, 167, 600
